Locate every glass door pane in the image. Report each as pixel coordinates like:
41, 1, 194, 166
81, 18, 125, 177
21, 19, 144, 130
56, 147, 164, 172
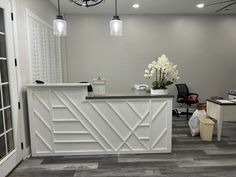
0, 135, 6, 159
0, 8, 4, 33
0, 7, 14, 161
0, 59, 9, 82
0, 32, 6, 58
0, 111, 3, 134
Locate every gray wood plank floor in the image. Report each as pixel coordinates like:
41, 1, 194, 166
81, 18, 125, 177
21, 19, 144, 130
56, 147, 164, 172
8, 116, 236, 177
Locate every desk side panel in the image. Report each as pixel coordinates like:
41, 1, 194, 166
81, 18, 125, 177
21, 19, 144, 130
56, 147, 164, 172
207, 101, 221, 120
207, 101, 236, 122
27, 89, 54, 156
221, 106, 236, 122
27, 86, 88, 156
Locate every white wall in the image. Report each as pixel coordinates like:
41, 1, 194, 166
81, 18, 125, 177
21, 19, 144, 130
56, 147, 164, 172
15, 0, 58, 153
65, 14, 236, 102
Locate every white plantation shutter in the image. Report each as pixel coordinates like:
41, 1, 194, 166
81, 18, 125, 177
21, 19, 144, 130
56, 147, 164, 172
27, 10, 62, 83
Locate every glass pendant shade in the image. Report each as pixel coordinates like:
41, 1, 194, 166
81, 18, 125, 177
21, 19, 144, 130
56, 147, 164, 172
110, 16, 123, 36
53, 16, 67, 36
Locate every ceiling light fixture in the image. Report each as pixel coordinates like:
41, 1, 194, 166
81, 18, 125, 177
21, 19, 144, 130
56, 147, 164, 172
196, 0, 236, 12
196, 3, 205, 8
110, 0, 123, 36
132, 3, 140, 9
53, 0, 67, 36
70, 0, 105, 8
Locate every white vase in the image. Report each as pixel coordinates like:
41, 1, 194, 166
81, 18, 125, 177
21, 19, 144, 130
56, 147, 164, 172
151, 89, 168, 95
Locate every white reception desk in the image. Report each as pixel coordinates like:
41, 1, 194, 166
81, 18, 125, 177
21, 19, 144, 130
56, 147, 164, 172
27, 84, 173, 156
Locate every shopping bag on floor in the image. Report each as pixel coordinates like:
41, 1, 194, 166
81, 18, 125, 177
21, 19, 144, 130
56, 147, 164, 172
188, 110, 207, 136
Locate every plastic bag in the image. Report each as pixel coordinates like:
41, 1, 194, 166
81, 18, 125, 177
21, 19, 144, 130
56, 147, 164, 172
188, 110, 207, 136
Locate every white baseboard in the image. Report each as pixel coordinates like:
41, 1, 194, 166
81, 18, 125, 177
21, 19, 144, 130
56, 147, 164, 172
22, 146, 31, 159
26, 146, 31, 158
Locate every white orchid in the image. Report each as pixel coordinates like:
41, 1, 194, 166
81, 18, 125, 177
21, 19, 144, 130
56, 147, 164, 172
151, 69, 156, 74
148, 64, 153, 69
144, 54, 179, 89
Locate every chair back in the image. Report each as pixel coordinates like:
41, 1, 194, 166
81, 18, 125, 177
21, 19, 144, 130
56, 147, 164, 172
175, 84, 189, 99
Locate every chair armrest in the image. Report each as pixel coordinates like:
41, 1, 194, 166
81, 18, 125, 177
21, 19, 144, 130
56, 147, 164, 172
189, 93, 199, 99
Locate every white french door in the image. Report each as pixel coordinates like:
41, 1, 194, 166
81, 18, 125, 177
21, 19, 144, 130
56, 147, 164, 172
0, 0, 22, 177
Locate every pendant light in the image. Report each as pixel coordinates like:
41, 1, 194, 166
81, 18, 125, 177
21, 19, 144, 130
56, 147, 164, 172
110, 0, 123, 36
53, 0, 67, 36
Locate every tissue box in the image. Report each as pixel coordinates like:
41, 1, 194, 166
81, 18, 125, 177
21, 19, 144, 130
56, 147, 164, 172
93, 77, 106, 96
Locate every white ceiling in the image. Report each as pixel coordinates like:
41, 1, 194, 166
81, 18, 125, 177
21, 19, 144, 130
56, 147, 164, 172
49, 0, 236, 14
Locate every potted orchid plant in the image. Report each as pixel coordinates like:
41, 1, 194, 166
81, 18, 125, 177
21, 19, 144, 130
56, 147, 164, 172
144, 54, 179, 95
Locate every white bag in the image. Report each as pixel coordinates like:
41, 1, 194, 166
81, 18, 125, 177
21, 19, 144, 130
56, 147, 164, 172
188, 110, 207, 136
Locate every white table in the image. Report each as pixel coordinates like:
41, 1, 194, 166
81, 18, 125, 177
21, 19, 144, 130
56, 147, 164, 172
207, 99, 236, 141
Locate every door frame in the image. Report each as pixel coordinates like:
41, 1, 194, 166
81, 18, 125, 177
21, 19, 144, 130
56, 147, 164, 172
0, 0, 23, 176
10, 0, 29, 159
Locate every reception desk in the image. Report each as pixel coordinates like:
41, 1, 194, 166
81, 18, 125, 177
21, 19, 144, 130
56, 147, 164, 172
27, 84, 173, 156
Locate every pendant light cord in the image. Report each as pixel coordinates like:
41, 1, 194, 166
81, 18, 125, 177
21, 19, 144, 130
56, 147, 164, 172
58, 0, 61, 16
115, 0, 117, 16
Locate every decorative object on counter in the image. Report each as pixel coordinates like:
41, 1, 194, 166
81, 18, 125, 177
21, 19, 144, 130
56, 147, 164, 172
53, 0, 67, 36
110, 0, 123, 36
93, 76, 106, 96
132, 84, 149, 95
229, 90, 236, 95
70, 0, 105, 8
35, 80, 44, 84
133, 84, 149, 91
151, 89, 169, 95
144, 54, 179, 95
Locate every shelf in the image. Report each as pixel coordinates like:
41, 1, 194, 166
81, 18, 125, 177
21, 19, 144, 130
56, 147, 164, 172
54, 131, 89, 135
53, 119, 80, 122
52, 105, 66, 109
54, 140, 97, 143
139, 137, 150, 140
139, 123, 149, 127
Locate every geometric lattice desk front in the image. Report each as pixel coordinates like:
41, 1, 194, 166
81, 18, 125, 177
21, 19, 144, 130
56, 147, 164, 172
27, 84, 173, 156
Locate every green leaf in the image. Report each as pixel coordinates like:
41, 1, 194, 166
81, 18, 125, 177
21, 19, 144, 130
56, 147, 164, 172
159, 82, 166, 89
152, 81, 158, 89
165, 81, 173, 86
152, 79, 173, 90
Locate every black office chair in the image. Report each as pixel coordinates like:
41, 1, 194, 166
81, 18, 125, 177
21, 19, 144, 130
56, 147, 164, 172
175, 84, 199, 120
79, 81, 93, 92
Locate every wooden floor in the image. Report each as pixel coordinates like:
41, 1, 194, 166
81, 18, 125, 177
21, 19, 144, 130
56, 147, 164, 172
8, 116, 236, 177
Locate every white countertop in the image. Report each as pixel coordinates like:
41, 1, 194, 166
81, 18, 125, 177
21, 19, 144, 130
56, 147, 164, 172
26, 83, 90, 88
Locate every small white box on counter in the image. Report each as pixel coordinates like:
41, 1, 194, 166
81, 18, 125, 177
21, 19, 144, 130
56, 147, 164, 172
93, 76, 106, 96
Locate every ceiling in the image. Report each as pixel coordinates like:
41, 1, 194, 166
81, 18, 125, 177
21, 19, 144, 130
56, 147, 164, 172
49, 0, 236, 14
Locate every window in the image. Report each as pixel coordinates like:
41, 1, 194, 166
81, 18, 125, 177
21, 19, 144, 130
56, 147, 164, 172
27, 10, 62, 83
